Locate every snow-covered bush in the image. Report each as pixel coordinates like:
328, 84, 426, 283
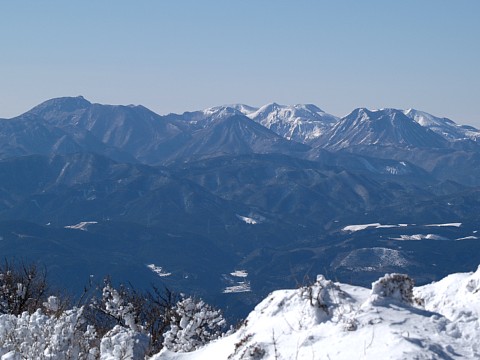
371, 273, 414, 304
99, 282, 138, 331
300, 275, 340, 313
100, 325, 149, 360
0, 261, 228, 358
88, 281, 181, 356
163, 296, 227, 352
0, 305, 98, 359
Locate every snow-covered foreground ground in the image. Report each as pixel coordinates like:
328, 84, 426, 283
2, 268, 480, 359
154, 268, 480, 360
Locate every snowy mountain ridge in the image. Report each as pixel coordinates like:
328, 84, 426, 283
154, 267, 480, 359
246, 102, 339, 143
404, 108, 480, 142
314, 107, 450, 150
194, 102, 479, 147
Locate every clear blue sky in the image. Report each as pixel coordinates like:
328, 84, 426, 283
1, 1, 479, 126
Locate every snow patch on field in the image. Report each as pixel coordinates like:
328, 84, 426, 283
230, 270, 248, 278
426, 222, 462, 227
342, 223, 407, 232
456, 236, 479, 241
342, 222, 461, 233
236, 215, 261, 225
223, 281, 251, 294
223, 270, 251, 293
146, 264, 172, 277
390, 234, 449, 241
64, 221, 98, 231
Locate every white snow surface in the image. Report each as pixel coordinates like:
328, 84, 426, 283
153, 269, 480, 359
3, 269, 480, 359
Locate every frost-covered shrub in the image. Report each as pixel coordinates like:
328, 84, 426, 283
163, 296, 227, 352
0, 305, 98, 359
99, 325, 149, 360
300, 275, 340, 313
371, 273, 414, 304
0, 260, 228, 358
99, 282, 138, 331
88, 281, 181, 356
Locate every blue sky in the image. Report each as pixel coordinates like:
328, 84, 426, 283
1, 1, 479, 126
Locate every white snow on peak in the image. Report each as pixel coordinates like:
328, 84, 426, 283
224, 104, 258, 115
154, 269, 480, 359
404, 109, 480, 141
202, 106, 243, 119
247, 102, 339, 142
64, 221, 98, 231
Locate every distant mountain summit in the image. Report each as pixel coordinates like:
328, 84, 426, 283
315, 108, 449, 150
27, 96, 92, 119
404, 108, 480, 142
247, 102, 338, 143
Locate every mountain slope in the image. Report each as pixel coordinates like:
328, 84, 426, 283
163, 114, 310, 163
0, 153, 253, 232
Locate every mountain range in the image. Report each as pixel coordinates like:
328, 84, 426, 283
1, 96, 480, 320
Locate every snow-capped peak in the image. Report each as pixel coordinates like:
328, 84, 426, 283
403, 108, 480, 141
319, 107, 450, 150
224, 104, 258, 115
247, 102, 339, 143
202, 106, 243, 119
